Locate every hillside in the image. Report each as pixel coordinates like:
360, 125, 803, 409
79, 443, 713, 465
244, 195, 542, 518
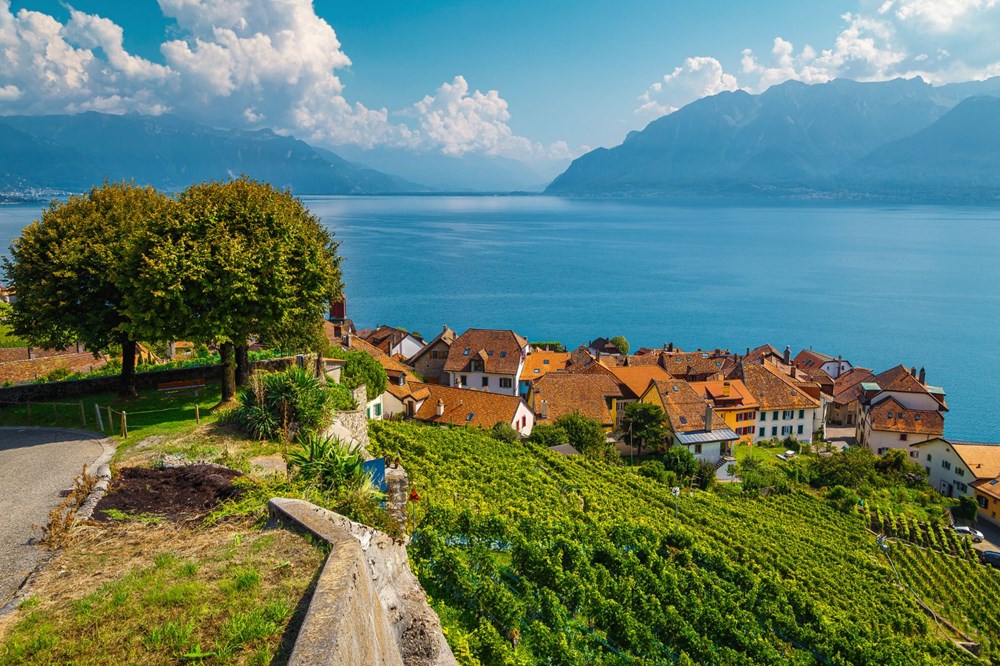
369, 421, 1000, 664
546, 77, 1000, 199
0, 112, 425, 195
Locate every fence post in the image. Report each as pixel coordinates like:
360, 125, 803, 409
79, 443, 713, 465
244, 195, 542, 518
121, 411, 127, 438
95, 404, 105, 432
107, 406, 113, 435
195, 404, 200, 425
79, 400, 86, 427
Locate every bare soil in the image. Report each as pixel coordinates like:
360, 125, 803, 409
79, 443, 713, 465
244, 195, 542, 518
93, 465, 243, 522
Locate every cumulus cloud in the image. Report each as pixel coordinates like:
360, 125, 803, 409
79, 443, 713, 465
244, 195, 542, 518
636, 2, 1000, 120
0, 0, 574, 161
408, 76, 572, 160
636, 57, 740, 120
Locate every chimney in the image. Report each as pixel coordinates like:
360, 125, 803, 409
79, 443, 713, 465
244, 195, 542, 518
540, 399, 549, 420
722, 381, 731, 397
329, 298, 346, 321
704, 402, 714, 430
667, 341, 674, 352
745, 346, 750, 356
783, 346, 791, 364
790, 367, 797, 379
919, 367, 926, 384
663, 342, 668, 351
910, 366, 917, 378
436, 399, 444, 417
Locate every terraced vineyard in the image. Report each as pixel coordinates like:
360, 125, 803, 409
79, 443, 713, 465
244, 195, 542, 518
369, 421, 1000, 665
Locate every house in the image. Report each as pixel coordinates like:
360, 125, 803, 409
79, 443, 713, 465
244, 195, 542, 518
658, 350, 733, 382
605, 364, 674, 428
529, 372, 626, 431
910, 438, 1000, 501
564, 345, 598, 372
358, 325, 426, 361
827, 367, 874, 426
444, 329, 529, 396
689, 379, 760, 446
741, 362, 822, 444
856, 365, 947, 456
793, 349, 853, 379
518, 351, 570, 398
382, 372, 432, 418
408, 325, 457, 384
744, 344, 788, 367
639, 379, 738, 463
588, 337, 623, 355
412, 383, 534, 436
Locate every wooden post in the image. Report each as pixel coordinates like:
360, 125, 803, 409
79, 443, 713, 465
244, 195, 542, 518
121, 411, 127, 438
79, 400, 86, 427
95, 404, 104, 432
106, 406, 113, 434
195, 404, 201, 425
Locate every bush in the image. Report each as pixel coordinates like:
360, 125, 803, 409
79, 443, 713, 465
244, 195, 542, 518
694, 460, 717, 491
554, 413, 618, 461
956, 495, 979, 522
233, 367, 332, 440
527, 424, 570, 448
661, 446, 698, 479
491, 422, 519, 443
826, 485, 859, 513
328, 383, 358, 412
342, 350, 387, 402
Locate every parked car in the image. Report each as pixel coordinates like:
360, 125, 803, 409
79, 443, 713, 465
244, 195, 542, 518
952, 525, 985, 543
980, 551, 1000, 569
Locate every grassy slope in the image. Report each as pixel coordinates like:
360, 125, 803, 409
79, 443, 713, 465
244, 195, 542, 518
370, 421, 1000, 665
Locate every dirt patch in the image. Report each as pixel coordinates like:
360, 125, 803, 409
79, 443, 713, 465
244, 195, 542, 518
93, 465, 243, 522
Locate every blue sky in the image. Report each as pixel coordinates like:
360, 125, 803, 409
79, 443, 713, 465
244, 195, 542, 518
3, 0, 1000, 161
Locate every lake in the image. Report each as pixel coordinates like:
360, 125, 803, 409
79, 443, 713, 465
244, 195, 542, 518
3, 195, 999, 441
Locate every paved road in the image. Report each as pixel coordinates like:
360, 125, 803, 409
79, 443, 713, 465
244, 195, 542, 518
0, 428, 105, 605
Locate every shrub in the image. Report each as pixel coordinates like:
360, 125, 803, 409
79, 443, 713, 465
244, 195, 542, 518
342, 351, 387, 402
661, 446, 698, 479
491, 422, 519, 443
287, 432, 368, 490
694, 460, 717, 491
955, 495, 979, 522
554, 412, 618, 461
328, 383, 358, 412
527, 424, 569, 448
233, 367, 331, 440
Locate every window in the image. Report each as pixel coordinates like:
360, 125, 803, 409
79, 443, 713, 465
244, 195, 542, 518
914, 414, 921, 421
956, 467, 965, 477
979, 495, 989, 509
782, 410, 794, 420
470, 360, 483, 372
797, 425, 803, 435
460, 375, 467, 386
798, 409, 804, 419
463, 348, 470, 356
926, 454, 932, 462
694, 444, 703, 454
500, 351, 507, 358
956, 481, 967, 492
482, 377, 489, 387
375, 403, 382, 416
909, 451, 918, 458
899, 434, 908, 441
543, 359, 550, 365
771, 427, 778, 437
760, 412, 766, 421
499, 377, 513, 389
781, 426, 792, 436
773, 411, 779, 419
758, 427, 765, 437
941, 460, 951, 470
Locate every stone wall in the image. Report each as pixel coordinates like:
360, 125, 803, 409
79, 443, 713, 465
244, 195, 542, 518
0, 357, 295, 403
268, 498, 456, 666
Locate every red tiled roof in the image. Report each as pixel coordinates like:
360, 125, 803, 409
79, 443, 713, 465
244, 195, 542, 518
648, 379, 729, 433
409, 326, 457, 363
741, 362, 820, 410
793, 349, 835, 369
869, 397, 943, 435
412, 383, 524, 430
520, 352, 570, 382
744, 344, 786, 366
531, 372, 625, 425
444, 329, 527, 375
872, 365, 927, 393
607, 365, 673, 399
832, 367, 874, 405
689, 379, 759, 410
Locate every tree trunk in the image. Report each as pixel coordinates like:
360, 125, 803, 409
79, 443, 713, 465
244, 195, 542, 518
119, 336, 139, 399
235, 343, 250, 387
219, 341, 236, 405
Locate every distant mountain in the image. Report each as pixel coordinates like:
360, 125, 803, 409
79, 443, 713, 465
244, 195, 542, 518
332, 145, 566, 193
847, 96, 1000, 196
546, 77, 1000, 200
0, 112, 427, 195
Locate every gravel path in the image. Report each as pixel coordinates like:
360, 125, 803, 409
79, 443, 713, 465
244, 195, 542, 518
0, 428, 105, 605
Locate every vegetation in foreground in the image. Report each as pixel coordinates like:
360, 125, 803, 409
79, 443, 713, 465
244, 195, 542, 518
369, 420, 1000, 665
0, 519, 325, 666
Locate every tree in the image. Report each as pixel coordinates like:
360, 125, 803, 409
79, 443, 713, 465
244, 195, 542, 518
621, 402, 667, 455
956, 495, 979, 522
694, 459, 717, 490
126, 177, 342, 404
609, 335, 630, 355
554, 412, 617, 460
3, 183, 174, 397
342, 351, 387, 402
661, 446, 698, 479
527, 424, 569, 448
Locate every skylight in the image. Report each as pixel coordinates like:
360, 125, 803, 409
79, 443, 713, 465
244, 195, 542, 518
679, 416, 687, 424
463, 348, 470, 355
466, 413, 474, 422
500, 351, 507, 358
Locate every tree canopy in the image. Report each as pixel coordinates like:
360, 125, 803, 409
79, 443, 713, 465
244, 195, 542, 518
553, 412, 617, 460
609, 335, 630, 355
621, 401, 668, 455
342, 350, 387, 402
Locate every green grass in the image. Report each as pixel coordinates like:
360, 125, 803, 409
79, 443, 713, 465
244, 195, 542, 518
0, 384, 225, 448
733, 442, 792, 464
0, 521, 324, 666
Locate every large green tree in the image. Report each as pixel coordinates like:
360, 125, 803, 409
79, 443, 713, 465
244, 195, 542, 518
125, 177, 342, 404
2, 183, 174, 397
621, 401, 668, 455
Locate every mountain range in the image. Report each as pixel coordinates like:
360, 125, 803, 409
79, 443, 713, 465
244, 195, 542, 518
0, 112, 425, 196
546, 76, 1000, 200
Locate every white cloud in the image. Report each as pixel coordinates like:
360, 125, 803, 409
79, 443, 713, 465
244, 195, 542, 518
409, 75, 575, 160
636, 57, 739, 120
880, 0, 998, 32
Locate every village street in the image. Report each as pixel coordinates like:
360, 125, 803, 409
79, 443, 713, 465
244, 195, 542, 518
0, 428, 105, 606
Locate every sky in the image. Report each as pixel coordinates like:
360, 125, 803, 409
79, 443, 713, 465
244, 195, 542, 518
2, 0, 1000, 164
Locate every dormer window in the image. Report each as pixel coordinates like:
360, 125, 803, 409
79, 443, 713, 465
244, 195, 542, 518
487, 350, 494, 356
543, 359, 549, 365
463, 348, 470, 355
914, 414, 921, 421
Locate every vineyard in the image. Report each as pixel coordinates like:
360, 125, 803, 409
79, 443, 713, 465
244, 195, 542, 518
369, 421, 1000, 665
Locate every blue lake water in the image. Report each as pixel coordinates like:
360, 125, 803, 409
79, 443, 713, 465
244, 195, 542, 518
3, 196, 999, 441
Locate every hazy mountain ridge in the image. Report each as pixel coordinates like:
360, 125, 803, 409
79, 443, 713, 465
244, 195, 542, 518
0, 112, 427, 195
546, 77, 1000, 200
